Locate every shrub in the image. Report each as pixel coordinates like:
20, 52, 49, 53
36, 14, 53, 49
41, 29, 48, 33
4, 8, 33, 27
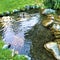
43, 0, 60, 9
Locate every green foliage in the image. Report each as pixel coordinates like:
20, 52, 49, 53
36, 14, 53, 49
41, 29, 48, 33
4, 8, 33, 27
0, 0, 36, 14
54, 0, 60, 9
43, 0, 60, 9
13, 55, 28, 60
43, 0, 55, 9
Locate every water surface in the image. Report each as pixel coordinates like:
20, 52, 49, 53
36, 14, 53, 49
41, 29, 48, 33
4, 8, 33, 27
1, 13, 40, 57
0, 11, 57, 60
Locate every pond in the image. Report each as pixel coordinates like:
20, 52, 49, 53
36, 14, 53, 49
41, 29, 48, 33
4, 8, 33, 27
0, 10, 56, 60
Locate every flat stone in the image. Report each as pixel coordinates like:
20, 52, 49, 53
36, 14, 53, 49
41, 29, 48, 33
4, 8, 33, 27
42, 19, 54, 27
44, 42, 60, 60
55, 39, 60, 52
54, 31, 60, 35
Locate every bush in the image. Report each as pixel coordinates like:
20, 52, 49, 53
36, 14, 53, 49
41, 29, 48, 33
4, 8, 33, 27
54, 0, 60, 9
43, 0, 60, 9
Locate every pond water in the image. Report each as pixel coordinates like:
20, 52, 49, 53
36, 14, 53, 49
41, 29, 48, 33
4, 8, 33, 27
0, 12, 40, 56
0, 10, 56, 60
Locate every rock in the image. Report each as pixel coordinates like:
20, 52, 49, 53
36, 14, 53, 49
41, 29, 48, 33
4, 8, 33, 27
6, 11, 11, 15
42, 9, 55, 15
25, 5, 30, 10
2, 16, 13, 23
42, 19, 54, 27
13, 9, 20, 13
2, 44, 11, 49
30, 5, 40, 9
42, 15, 54, 27
44, 42, 60, 60
3, 11, 11, 16
55, 39, 60, 49
55, 35, 60, 39
54, 31, 60, 35
51, 23, 60, 31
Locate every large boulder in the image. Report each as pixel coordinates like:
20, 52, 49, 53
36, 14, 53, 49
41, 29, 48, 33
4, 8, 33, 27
44, 42, 60, 60
42, 9, 55, 15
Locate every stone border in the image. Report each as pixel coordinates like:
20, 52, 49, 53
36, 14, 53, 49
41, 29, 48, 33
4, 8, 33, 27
0, 5, 40, 17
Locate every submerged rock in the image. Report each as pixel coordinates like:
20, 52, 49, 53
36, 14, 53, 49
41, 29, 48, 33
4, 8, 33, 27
3, 11, 11, 16
44, 42, 60, 60
42, 9, 55, 15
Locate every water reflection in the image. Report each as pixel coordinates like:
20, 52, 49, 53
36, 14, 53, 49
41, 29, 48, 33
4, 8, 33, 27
25, 17, 56, 60
1, 13, 40, 56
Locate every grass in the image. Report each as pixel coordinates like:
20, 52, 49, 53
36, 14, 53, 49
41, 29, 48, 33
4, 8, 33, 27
0, 0, 41, 14
0, 36, 28, 60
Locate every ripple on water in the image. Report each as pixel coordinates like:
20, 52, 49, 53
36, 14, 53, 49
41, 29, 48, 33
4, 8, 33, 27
2, 13, 40, 56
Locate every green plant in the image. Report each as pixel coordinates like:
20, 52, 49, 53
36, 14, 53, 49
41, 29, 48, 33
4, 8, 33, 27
0, 0, 38, 14
43, 0, 55, 9
43, 0, 60, 9
54, 0, 60, 9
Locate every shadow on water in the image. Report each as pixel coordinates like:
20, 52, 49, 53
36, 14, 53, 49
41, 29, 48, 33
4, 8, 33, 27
0, 9, 57, 60
25, 15, 56, 60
